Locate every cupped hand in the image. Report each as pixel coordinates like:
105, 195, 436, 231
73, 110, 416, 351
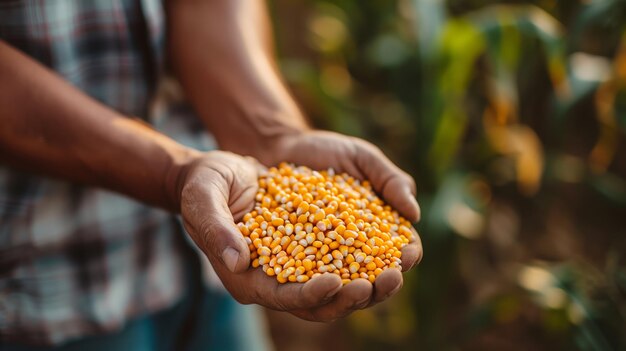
178, 151, 374, 321
261, 130, 424, 314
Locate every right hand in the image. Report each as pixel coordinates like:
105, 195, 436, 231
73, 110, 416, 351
178, 151, 378, 322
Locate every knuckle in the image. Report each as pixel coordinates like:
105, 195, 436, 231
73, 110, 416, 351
415, 246, 424, 265
351, 136, 374, 149
304, 310, 332, 323
271, 294, 292, 311
404, 174, 417, 192
196, 218, 223, 253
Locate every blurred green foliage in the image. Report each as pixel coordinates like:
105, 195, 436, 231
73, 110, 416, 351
270, 0, 626, 350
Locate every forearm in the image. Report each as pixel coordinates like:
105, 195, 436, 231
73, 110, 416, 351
167, 0, 308, 164
0, 41, 198, 212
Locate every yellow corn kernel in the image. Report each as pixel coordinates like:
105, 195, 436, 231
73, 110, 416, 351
345, 253, 355, 264
331, 250, 343, 260
349, 262, 360, 274
296, 214, 307, 223
320, 244, 329, 255
335, 224, 346, 235
286, 241, 298, 255
305, 233, 316, 245
313, 210, 325, 223
355, 252, 366, 263
288, 213, 297, 224
302, 259, 314, 271
371, 246, 379, 257
252, 238, 262, 249
357, 232, 368, 242
283, 258, 295, 269
258, 256, 270, 265
237, 163, 414, 284
322, 254, 332, 264
261, 237, 272, 247
292, 245, 304, 256
257, 246, 271, 257
316, 219, 331, 231
271, 218, 284, 227
271, 245, 282, 255
295, 266, 306, 276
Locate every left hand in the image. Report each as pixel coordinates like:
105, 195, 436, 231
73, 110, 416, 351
261, 130, 423, 320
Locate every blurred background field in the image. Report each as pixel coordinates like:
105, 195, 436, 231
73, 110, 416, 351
264, 0, 626, 350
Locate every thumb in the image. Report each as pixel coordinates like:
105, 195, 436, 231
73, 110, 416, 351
354, 141, 421, 222
181, 179, 251, 273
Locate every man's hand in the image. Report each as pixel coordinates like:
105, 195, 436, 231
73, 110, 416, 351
178, 150, 421, 322
263, 130, 424, 311
178, 151, 365, 321
268, 130, 421, 223
168, 0, 423, 320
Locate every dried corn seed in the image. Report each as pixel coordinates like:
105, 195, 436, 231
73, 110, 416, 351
237, 163, 415, 284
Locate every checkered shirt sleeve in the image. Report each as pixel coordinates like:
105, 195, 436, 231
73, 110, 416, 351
0, 0, 209, 345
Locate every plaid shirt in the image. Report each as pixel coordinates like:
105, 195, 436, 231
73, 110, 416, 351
0, 0, 212, 346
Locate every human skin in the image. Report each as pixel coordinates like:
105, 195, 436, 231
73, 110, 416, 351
0, 0, 423, 324
168, 0, 422, 321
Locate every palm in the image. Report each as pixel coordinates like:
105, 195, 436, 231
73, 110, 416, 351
269, 131, 423, 270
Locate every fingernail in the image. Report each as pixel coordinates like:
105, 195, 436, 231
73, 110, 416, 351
406, 191, 420, 222
386, 285, 402, 299
325, 284, 342, 299
356, 296, 370, 308
222, 247, 240, 272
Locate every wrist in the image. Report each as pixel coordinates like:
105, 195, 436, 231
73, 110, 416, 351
165, 147, 203, 213
255, 116, 309, 166
215, 107, 310, 166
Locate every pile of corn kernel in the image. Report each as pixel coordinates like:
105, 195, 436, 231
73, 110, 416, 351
237, 163, 416, 285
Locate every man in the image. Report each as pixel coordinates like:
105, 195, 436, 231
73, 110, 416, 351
0, 0, 423, 349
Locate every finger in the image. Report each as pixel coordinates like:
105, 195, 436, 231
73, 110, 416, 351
353, 140, 421, 222
233, 270, 342, 311
244, 155, 269, 174
292, 279, 373, 322
271, 272, 343, 310
368, 268, 403, 307
181, 178, 250, 273
400, 231, 423, 272
229, 160, 261, 221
